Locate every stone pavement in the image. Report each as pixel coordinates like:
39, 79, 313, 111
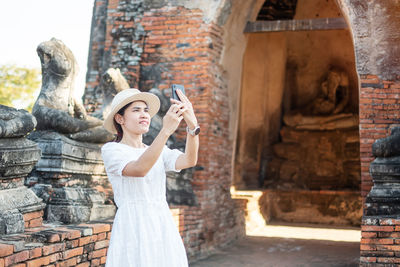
191, 224, 360, 267
191, 236, 359, 267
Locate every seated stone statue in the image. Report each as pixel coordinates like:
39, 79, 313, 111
32, 38, 113, 143
0, 105, 36, 137
283, 67, 356, 130
372, 127, 400, 158
92, 68, 129, 120
308, 68, 350, 115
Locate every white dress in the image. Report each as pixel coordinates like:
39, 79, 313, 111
101, 142, 188, 267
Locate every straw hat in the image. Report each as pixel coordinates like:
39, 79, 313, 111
103, 88, 160, 134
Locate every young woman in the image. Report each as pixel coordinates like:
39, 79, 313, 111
101, 88, 199, 267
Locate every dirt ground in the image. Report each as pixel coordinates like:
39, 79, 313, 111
191, 224, 360, 267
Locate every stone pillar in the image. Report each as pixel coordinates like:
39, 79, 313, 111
28, 131, 116, 224
0, 106, 45, 234
365, 128, 400, 216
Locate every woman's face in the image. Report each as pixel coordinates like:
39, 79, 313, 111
115, 101, 151, 135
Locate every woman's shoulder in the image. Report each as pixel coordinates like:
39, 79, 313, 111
101, 141, 128, 153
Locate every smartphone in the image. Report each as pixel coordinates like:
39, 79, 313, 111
171, 84, 185, 101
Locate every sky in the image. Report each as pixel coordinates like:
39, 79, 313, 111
0, 0, 94, 102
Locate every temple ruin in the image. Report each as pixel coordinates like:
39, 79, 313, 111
1, 0, 400, 266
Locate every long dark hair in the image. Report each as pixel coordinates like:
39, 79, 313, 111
113, 102, 132, 142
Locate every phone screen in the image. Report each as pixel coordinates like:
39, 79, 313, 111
172, 84, 185, 100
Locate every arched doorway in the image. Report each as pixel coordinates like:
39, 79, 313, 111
229, 0, 362, 228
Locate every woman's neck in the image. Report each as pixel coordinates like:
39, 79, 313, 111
119, 132, 145, 148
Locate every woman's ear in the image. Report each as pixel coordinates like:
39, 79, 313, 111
114, 113, 124, 125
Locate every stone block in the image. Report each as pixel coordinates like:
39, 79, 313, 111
366, 156, 400, 216
0, 138, 41, 179
27, 131, 116, 224
273, 142, 300, 161
28, 131, 105, 176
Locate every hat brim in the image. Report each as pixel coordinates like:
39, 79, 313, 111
103, 92, 160, 134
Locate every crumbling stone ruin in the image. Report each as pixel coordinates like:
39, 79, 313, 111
1, 0, 400, 265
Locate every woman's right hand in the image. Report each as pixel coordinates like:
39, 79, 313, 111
161, 103, 185, 136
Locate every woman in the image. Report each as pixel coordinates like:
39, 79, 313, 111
101, 88, 199, 266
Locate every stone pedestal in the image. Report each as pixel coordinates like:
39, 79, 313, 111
0, 138, 45, 234
28, 131, 115, 223
266, 126, 360, 190
365, 156, 400, 216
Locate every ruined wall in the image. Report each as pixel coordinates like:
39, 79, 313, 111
235, 33, 287, 188
84, 0, 246, 261
235, 0, 358, 188
335, 0, 400, 265
82, 0, 400, 264
288, 0, 358, 110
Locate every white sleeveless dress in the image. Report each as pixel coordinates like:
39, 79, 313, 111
101, 142, 188, 267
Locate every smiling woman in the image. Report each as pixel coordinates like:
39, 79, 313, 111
0, 0, 94, 102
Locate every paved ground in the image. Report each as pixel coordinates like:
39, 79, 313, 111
191, 236, 359, 267
191, 224, 360, 267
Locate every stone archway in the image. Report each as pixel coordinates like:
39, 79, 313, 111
219, 0, 362, 226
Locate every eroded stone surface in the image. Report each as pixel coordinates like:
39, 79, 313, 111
0, 134, 45, 234
33, 38, 113, 143
0, 105, 37, 138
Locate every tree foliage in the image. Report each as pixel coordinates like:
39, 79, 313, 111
0, 64, 41, 111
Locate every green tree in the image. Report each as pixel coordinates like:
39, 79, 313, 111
0, 64, 41, 112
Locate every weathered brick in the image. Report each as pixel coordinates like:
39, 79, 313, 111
360, 256, 377, 263
23, 211, 43, 222
29, 247, 42, 259
26, 256, 50, 267
43, 243, 66, 256
78, 235, 97, 247
94, 240, 109, 250
63, 247, 83, 259
92, 224, 111, 234
49, 252, 63, 263
362, 225, 394, 232
377, 257, 400, 263
96, 232, 107, 241
0, 243, 14, 257
90, 248, 107, 259
361, 238, 394, 245
90, 258, 100, 266
55, 257, 77, 267
4, 250, 29, 266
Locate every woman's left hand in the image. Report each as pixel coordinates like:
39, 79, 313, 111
170, 89, 198, 128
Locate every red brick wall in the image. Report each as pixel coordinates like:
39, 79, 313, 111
359, 75, 400, 265
0, 221, 112, 267
359, 75, 400, 197
139, 6, 246, 259
84, 2, 246, 261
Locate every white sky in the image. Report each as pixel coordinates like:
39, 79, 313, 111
0, 0, 94, 101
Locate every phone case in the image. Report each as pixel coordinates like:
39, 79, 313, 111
172, 84, 185, 100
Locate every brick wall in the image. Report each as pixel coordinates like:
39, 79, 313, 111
0, 221, 112, 267
83, 1, 246, 261
359, 76, 400, 265
359, 75, 400, 198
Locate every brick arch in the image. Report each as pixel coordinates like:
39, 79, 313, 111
219, 0, 359, 189
217, 0, 400, 264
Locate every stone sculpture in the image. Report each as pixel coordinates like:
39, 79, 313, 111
308, 68, 350, 115
27, 39, 118, 223
32, 38, 112, 143
366, 127, 400, 216
98, 68, 130, 119
0, 105, 37, 137
283, 68, 356, 130
0, 105, 45, 234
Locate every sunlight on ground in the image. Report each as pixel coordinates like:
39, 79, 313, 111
247, 224, 360, 242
